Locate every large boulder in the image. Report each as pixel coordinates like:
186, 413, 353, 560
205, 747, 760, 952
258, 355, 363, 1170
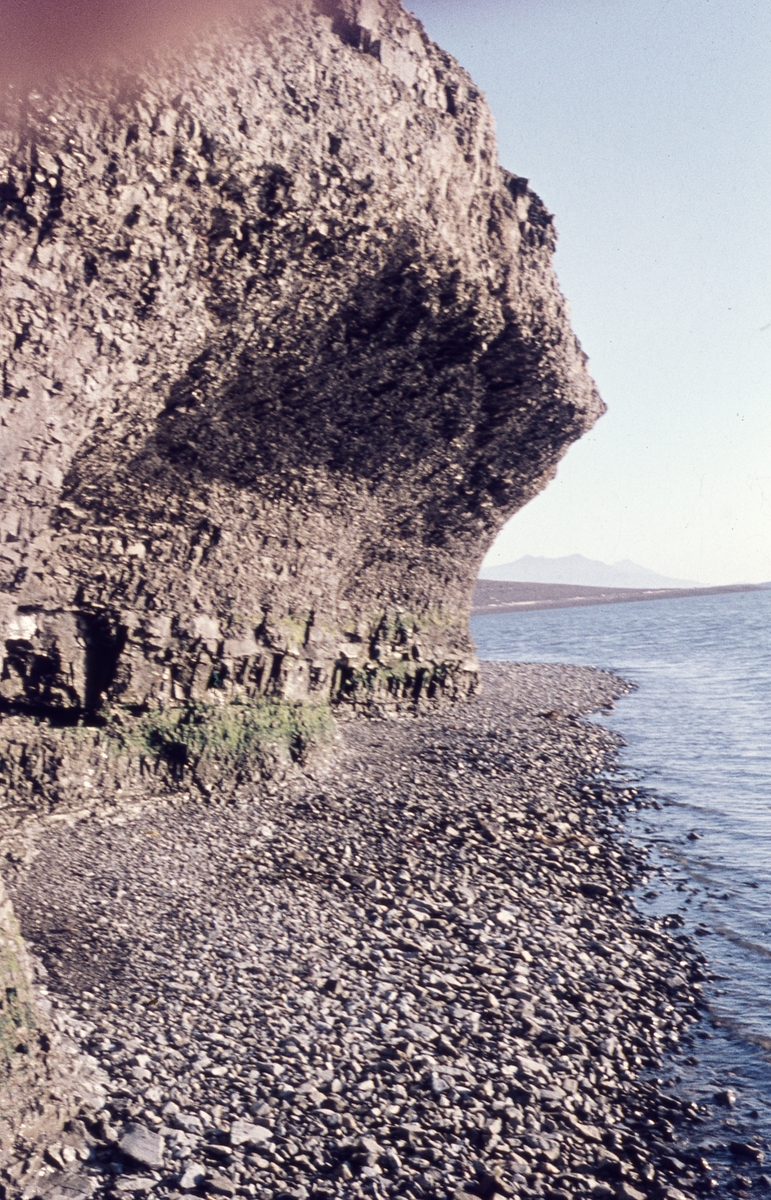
0, 0, 602, 714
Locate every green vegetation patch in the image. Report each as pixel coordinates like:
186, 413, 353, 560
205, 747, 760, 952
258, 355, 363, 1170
0, 977, 36, 1070
106, 697, 334, 775
0, 910, 37, 1077
338, 659, 450, 704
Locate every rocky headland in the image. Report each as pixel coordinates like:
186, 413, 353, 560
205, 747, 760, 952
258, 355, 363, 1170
0, 1, 758, 1195
0, 0, 600, 720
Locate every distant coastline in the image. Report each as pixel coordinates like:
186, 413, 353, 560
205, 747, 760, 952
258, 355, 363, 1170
471, 579, 769, 615
478, 553, 701, 590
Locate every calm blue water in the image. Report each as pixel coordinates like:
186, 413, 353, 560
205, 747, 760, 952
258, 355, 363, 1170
472, 588, 771, 1112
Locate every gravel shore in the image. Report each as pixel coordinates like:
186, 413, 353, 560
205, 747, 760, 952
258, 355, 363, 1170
2, 663, 756, 1200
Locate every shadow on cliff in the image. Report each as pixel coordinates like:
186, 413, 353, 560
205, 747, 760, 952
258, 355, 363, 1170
60, 242, 578, 558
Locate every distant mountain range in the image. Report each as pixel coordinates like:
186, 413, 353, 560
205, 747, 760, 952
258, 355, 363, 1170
478, 554, 703, 590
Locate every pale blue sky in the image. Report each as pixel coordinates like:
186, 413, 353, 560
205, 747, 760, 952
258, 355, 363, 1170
408, 0, 771, 584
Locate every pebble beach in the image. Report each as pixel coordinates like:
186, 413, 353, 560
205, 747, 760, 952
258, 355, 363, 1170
4, 663, 766, 1200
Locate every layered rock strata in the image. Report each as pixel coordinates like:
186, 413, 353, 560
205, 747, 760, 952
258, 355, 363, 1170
0, 0, 602, 717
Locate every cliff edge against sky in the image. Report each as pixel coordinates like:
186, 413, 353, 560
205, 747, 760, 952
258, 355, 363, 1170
0, 0, 602, 720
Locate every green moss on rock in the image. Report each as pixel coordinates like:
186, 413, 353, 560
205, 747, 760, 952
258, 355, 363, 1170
0, 890, 36, 1071
105, 696, 334, 777
334, 657, 467, 710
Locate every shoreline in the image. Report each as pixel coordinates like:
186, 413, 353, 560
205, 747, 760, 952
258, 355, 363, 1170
1, 662, 758, 1199
471, 581, 767, 616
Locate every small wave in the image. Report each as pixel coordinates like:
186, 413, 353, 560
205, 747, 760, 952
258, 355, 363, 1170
708, 1011, 771, 1053
713, 925, 771, 960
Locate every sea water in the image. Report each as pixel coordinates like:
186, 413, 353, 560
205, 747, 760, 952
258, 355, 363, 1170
472, 588, 771, 1120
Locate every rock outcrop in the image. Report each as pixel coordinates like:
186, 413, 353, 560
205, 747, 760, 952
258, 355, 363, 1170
0, 0, 603, 718
0, 874, 106, 1173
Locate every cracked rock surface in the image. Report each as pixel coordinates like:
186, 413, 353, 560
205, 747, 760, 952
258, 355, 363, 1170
5, 663, 757, 1200
0, 0, 602, 714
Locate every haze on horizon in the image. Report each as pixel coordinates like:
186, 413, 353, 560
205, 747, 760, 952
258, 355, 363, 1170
410, 0, 771, 587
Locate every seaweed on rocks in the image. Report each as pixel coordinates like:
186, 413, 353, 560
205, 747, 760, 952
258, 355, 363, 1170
2, 662, 757, 1199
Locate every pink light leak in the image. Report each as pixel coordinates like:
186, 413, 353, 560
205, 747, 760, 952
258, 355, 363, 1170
0, 0, 274, 88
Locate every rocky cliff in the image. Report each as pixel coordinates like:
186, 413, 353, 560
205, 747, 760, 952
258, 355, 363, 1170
0, 0, 602, 719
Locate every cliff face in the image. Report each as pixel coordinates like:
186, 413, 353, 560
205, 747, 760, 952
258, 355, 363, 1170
0, 0, 602, 716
